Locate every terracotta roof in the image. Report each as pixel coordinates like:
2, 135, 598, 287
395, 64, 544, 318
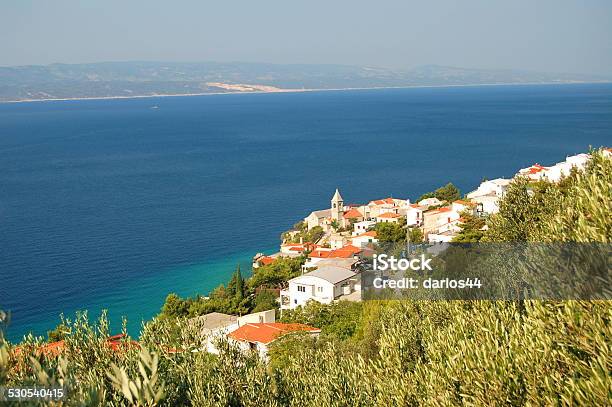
425, 206, 452, 215
378, 212, 401, 218
282, 242, 317, 252
331, 245, 362, 257
353, 231, 377, 238
229, 323, 320, 344
343, 208, 363, 219
260, 256, 276, 265
370, 197, 396, 206
523, 163, 549, 174
310, 245, 361, 259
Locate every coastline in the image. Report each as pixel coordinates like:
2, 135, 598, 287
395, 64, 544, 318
1, 80, 609, 104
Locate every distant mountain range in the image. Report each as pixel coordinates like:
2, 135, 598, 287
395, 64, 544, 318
0, 61, 609, 102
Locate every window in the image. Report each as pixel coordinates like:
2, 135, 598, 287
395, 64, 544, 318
317, 286, 323, 292
297, 285, 306, 292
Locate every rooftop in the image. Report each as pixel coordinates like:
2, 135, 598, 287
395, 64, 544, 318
331, 188, 344, 202
369, 197, 396, 206
309, 209, 332, 218
190, 312, 238, 331
343, 208, 363, 219
353, 231, 377, 238
300, 266, 357, 284
378, 212, 401, 218
229, 322, 320, 344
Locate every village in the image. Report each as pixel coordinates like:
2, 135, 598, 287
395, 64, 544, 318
181, 150, 600, 359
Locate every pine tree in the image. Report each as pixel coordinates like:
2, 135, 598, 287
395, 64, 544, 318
235, 265, 244, 300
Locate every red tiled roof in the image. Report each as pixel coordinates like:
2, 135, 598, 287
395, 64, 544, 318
260, 256, 276, 265
524, 163, 549, 174
378, 212, 401, 218
229, 323, 320, 344
331, 245, 362, 257
425, 206, 452, 215
309, 248, 332, 258
353, 231, 377, 238
282, 242, 318, 252
370, 197, 395, 206
343, 208, 363, 219
309, 245, 361, 259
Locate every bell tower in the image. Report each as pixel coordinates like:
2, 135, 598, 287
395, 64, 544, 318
331, 188, 344, 221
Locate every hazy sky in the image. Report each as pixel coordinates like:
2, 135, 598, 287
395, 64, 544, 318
2, 0, 611, 74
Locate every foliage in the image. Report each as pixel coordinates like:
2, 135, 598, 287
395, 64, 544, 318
107, 349, 165, 405
484, 149, 610, 243
227, 266, 245, 300
531, 150, 611, 243
452, 211, 486, 242
252, 290, 279, 313
374, 218, 406, 243
280, 301, 364, 341
247, 256, 304, 290
417, 182, 461, 203
482, 177, 560, 242
282, 225, 324, 244
407, 227, 424, 244
47, 320, 71, 342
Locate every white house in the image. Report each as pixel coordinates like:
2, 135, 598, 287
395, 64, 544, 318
544, 153, 590, 182
351, 231, 378, 248
375, 212, 402, 224
427, 230, 457, 243
228, 322, 320, 360
467, 178, 512, 215
467, 178, 511, 199
517, 163, 550, 181
405, 204, 426, 226
190, 310, 276, 354
422, 207, 462, 238
329, 234, 349, 250
352, 220, 375, 235
366, 197, 405, 219
451, 200, 477, 216
280, 266, 360, 310
418, 197, 443, 207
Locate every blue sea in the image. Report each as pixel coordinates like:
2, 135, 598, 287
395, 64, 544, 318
1, 84, 611, 342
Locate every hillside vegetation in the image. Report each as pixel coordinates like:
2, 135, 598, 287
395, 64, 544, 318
1, 150, 610, 406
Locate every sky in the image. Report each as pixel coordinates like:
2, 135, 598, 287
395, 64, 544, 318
1, 0, 611, 75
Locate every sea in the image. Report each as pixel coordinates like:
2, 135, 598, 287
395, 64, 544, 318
1, 84, 611, 342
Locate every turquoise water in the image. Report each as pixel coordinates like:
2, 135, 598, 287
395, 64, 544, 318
1, 84, 611, 342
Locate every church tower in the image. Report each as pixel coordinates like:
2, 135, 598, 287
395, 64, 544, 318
331, 188, 344, 221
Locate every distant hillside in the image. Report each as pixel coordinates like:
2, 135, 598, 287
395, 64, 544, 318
0, 61, 609, 101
